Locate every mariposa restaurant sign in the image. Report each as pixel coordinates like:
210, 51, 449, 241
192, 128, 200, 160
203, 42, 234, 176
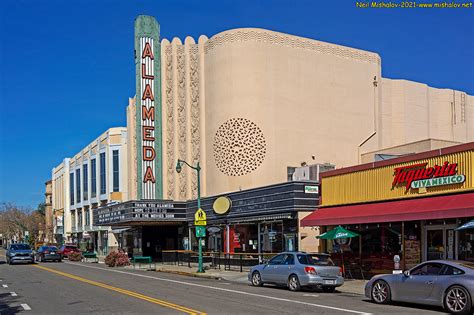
392, 162, 465, 191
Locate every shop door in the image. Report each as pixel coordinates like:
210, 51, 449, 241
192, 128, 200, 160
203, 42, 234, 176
425, 225, 457, 261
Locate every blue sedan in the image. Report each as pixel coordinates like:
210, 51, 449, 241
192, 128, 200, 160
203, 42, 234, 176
365, 260, 474, 314
248, 252, 344, 292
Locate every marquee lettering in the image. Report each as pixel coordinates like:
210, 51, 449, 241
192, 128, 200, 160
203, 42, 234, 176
142, 126, 155, 141
142, 105, 155, 121
143, 146, 156, 161
142, 42, 154, 59
141, 63, 154, 80
143, 166, 156, 183
142, 84, 154, 101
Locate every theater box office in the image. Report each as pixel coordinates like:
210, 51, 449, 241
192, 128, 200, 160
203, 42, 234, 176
302, 142, 474, 275
95, 200, 187, 259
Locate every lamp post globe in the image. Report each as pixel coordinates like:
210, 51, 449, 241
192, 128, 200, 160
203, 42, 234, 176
175, 160, 182, 173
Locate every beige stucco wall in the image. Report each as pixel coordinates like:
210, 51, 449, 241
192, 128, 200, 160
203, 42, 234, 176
116, 27, 474, 203
360, 138, 462, 163
298, 211, 321, 253
380, 79, 473, 150
160, 28, 382, 201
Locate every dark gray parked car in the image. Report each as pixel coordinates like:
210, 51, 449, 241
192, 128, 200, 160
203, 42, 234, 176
6, 243, 35, 264
365, 260, 474, 314
248, 252, 344, 292
35, 246, 62, 262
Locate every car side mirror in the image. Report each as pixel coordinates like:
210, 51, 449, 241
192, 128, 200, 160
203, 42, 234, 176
403, 270, 410, 277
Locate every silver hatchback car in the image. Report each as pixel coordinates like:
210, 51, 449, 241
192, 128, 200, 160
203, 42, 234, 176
365, 260, 474, 315
248, 252, 344, 292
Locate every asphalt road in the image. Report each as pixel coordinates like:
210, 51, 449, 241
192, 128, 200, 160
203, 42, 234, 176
0, 253, 446, 314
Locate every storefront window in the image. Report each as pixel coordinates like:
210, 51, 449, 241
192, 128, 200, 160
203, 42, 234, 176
230, 224, 258, 253
458, 218, 474, 262
325, 223, 404, 273
260, 222, 283, 253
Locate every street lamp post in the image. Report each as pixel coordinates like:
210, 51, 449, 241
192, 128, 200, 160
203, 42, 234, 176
176, 159, 204, 273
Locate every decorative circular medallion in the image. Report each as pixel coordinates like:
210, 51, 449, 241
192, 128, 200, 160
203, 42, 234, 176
213, 118, 266, 176
213, 196, 232, 215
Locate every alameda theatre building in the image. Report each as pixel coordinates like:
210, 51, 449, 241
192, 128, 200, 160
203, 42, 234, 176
302, 142, 474, 274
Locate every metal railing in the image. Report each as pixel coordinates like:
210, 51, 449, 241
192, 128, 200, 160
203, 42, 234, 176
161, 250, 278, 272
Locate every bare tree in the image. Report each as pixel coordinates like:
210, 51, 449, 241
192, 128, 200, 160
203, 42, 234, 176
0, 203, 29, 243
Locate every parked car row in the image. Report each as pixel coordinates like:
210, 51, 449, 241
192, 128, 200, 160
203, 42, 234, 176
246, 251, 473, 315
5, 243, 82, 264
5, 245, 473, 314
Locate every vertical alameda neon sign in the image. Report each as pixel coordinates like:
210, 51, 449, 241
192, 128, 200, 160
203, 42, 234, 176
135, 15, 162, 199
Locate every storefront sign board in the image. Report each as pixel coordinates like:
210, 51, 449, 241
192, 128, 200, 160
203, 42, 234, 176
304, 185, 319, 194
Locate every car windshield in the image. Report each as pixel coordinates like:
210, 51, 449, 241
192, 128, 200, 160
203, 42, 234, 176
297, 254, 334, 266
48, 247, 58, 251
10, 244, 31, 250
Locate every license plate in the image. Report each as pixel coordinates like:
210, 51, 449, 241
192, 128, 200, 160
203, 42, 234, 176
324, 280, 335, 284
51, 252, 56, 254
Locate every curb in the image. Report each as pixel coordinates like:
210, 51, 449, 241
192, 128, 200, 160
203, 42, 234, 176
154, 269, 222, 280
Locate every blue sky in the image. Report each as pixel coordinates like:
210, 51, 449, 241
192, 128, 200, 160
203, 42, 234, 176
0, 0, 473, 208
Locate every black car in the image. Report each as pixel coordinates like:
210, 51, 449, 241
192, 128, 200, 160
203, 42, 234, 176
36, 246, 62, 262
6, 243, 35, 264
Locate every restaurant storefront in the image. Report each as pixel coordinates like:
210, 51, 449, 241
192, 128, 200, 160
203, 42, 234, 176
186, 181, 319, 255
302, 142, 474, 275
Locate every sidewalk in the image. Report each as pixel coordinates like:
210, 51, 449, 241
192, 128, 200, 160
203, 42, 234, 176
128, 262, 367, 295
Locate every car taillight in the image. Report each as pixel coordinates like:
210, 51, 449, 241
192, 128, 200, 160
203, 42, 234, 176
44, 250, 50, 254
339, 267, 343, 276
304, 266, 318, 275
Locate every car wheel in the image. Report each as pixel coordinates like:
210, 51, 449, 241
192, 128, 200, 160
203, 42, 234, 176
58, 259, 62, 263
371, 280, 391, 304
322, 286, 336, 293
444, 285, 472, 315
251, 271, 263, 287
288, 274, 301, 292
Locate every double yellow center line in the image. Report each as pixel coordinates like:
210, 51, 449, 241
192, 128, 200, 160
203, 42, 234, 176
33, 265, 205, 315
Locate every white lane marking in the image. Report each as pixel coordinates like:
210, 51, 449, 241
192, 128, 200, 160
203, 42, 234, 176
2, 284, 7, 288
21, 303, 31, 311
64, 262, 370, 314
222, 282, 231, 285
303, 294, 320, 297
10, 292, 17, 296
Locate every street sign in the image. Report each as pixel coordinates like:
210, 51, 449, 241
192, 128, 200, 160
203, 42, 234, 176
194, 208, 207, 226
195, 226, 206, 238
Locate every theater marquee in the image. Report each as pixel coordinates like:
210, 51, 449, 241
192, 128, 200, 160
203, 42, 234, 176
135, 15, 162, 199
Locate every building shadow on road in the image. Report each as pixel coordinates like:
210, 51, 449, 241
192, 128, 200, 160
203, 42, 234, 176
0, 292, 24, 315
362, 298, 448, 313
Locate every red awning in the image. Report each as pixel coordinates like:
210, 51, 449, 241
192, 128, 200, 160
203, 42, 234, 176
301, 192, 474, 226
